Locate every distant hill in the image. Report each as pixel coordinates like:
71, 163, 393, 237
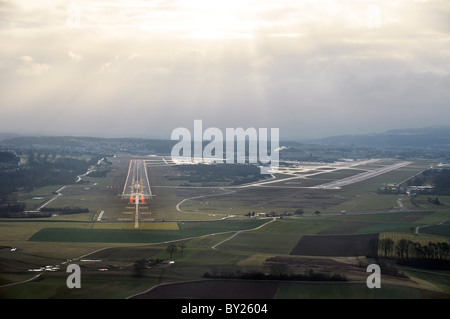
311, 126, 450, 149
1, 126, 449, 154
1, 136, 177, 155
0, 132, 21, 141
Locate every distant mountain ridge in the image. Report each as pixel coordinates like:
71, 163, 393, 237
1, 126, 449, 151
0, 132, 21, 141
312, 126, 450, 149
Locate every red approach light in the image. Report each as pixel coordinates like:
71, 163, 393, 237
140, 195, 145, 204
130, 195, 134, 204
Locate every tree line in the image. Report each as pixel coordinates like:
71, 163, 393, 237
0, 152, 102, 195
0, 202, 26, 217
0, 151, 19, 164
203, 267, 347, 282
0, 150, 105, 206
408, 169, 450, 195
377, 238, 450, 269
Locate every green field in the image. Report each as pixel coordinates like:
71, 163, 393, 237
92, 222, 179, 230
275, 282, 449, 299
416, 225, 450, 237
28, 219, 268, 243
401, 268, 450, 294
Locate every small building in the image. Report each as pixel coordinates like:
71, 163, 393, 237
410, 185, 434, 193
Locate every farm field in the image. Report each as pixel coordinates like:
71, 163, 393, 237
1, 156, 449, 299
28, 219, 269, 243
130, 279, 450, 299
289, 233, 379, 257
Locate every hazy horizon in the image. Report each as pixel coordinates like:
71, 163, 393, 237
1, 1, 450, 140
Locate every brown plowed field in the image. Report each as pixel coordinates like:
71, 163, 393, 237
131, 279, 280, 299
290, 233, 379, 257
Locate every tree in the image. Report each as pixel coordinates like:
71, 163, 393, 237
406, 240, 415, 260
397, 239, 409, 259
294, 208, 304, 216
379, 238, 394, 258
270, 263, 290, 277
412, 242, 424, 259
179, 242, 187, 254
133, 259, 147, 277
385, 238, 394, 258
166, 244, 178, 260
439, 242, 449, 260
314, 210, 321, 215
428, 242, 437, 259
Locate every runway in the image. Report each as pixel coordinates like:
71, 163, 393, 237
121, 159, 152, 228
311, 161, 412, 189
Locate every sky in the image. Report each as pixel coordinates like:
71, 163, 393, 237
1, 0, 449, 140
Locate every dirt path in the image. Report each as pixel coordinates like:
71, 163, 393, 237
415, 220, 447, 234
212, 217, 277, 249
0, 272, 44, 288
175, 188, 237, 214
